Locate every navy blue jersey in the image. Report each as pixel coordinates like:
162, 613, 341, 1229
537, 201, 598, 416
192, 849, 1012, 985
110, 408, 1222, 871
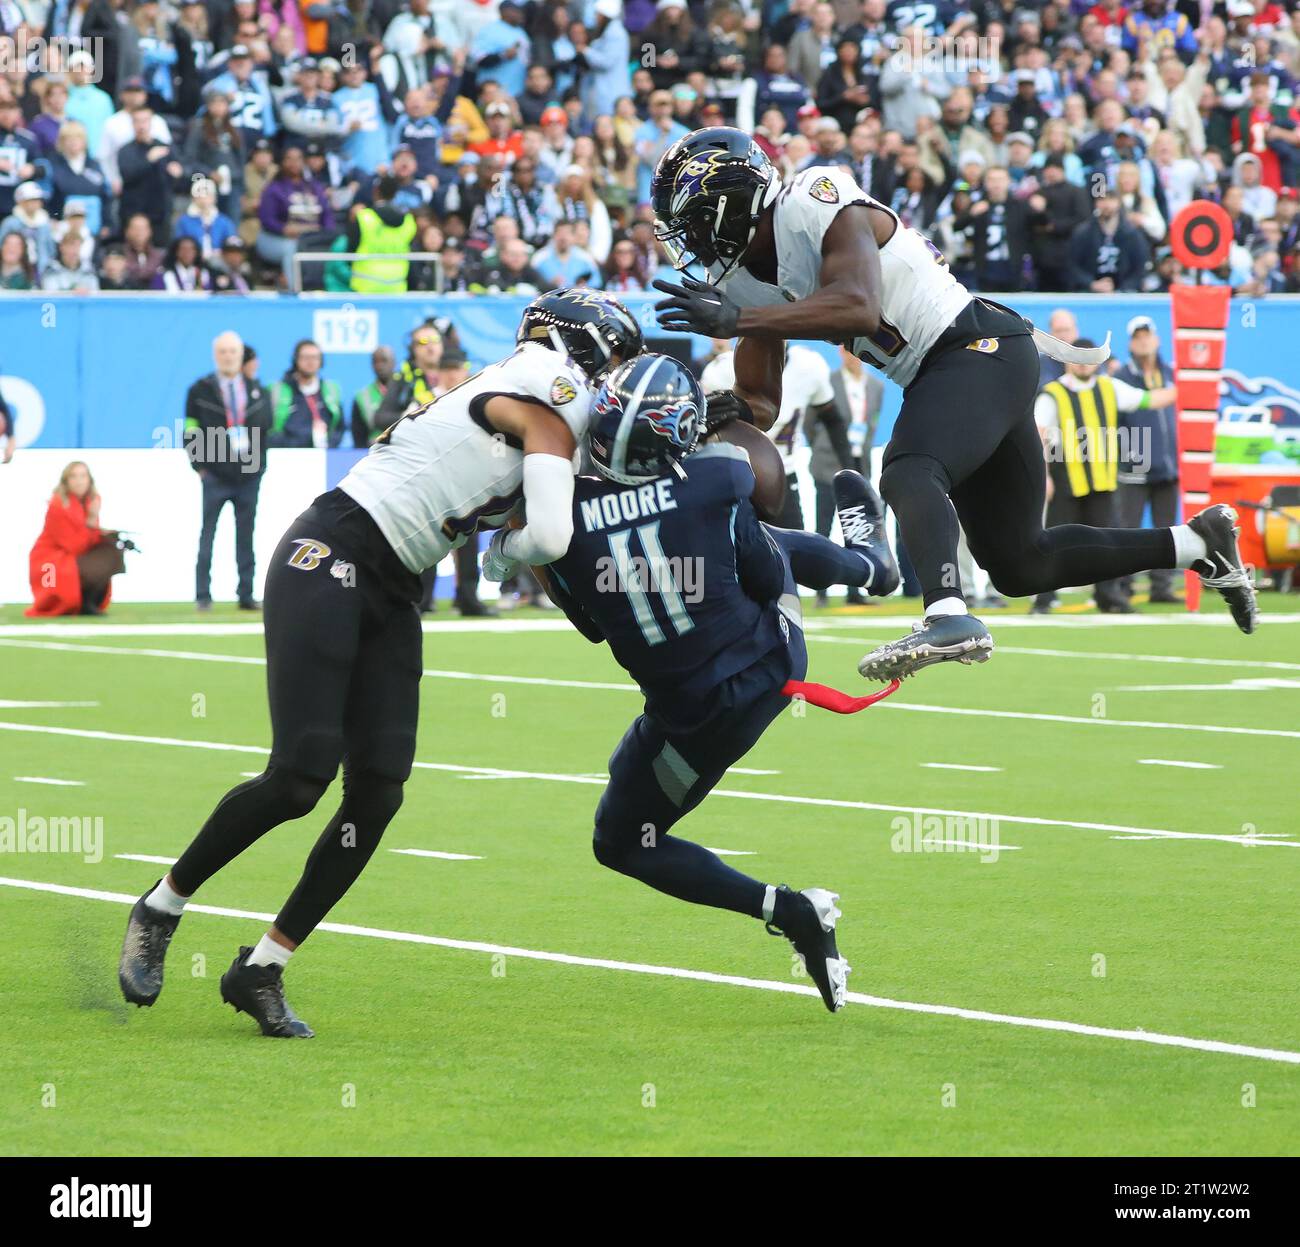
548, 443, 792, 710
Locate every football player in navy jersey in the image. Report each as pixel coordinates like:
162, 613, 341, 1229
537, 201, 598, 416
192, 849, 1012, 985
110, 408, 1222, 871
539, 354, 899, 1013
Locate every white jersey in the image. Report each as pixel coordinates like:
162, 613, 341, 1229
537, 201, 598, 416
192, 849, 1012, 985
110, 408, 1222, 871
700, 345, 834, 469
339, 344, 591, 574
719, 164, 972, 387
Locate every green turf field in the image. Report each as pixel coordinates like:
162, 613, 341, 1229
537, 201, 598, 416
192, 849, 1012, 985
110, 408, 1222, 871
1, 592, 1298, 1156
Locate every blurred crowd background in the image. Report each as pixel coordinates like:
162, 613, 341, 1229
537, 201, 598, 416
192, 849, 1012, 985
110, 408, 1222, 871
1, 0, 1299, 295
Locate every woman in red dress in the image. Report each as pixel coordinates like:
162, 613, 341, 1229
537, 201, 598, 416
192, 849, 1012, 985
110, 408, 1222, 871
26, 461, 117, 617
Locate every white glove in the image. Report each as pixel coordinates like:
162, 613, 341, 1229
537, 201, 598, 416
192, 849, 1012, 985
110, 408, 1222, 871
480, 529, 519, 583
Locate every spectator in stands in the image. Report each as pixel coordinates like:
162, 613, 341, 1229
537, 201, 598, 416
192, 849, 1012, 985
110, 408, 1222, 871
351, 345, 397, 448
0, 95, 42, 222
957, 165, 1031, 291
1116, 158, 1166, 244
533, 217, 599, 288
582, 0, 633, 121
1234, 151, 1279, 220
206, 44, 277, 156
121, 212, 164, 288
348, 175, 417, 294
183, 87, 245, 219
0, 228, 33, 288
186, 329, 269, 611
280, 57, 345, 152
42, 228, 98, 291
1028, 154, 1092, 293
46, 120, 110, 239
879, 26, 949, 138
151, 234, 214, 291
268, 339, 344, 448
256, 143, 335, 281
25, 461, 119, 617
175, 176, 239, 260
30, 77, 71, 157
211, 235, 253, 293
634, 89, 689, 204
478, 154, 558, 247
119, 107, 185, 238
472, 236, 545, 293
1069, 188, 1149, 291
65, 50, 114, 154
1, 182, 53, 273
601, 236, 647, 291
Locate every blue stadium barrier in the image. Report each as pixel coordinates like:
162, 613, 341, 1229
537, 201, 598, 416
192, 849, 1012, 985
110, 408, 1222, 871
2, 292, 1299, 450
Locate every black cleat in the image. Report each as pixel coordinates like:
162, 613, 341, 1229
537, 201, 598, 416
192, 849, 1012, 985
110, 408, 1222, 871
118, 882, 181, 1007
858, 613, 993, 682
767, 886, 849, 1013
220, 947, 314, 1038
833, 469, 900, 597
1188, 504, 1259, 634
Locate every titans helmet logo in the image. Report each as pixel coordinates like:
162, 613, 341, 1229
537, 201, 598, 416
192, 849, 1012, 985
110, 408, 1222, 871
643, 399, 701, 448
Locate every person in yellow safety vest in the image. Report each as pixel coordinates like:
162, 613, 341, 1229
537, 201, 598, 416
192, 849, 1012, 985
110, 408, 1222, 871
347, 176, 418, 294
1031, 338, 1178, 615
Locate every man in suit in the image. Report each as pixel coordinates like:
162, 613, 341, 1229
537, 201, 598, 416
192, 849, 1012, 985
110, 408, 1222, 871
810, 346, 884, 605
185, 330, 272, 611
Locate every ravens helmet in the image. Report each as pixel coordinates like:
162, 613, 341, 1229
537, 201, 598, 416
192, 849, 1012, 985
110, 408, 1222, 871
651, 127, 781, 283
588, 354, 704, 485
516, 289, 644, 381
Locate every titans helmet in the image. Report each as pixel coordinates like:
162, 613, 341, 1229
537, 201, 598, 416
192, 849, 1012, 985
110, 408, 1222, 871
516, 289, 644, 381
651, 127, 781, 283
588, 354, 704, 485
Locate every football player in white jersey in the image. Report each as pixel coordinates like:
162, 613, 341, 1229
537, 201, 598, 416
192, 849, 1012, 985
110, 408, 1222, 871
651, 128, 1258, 680
117, 290, 644, 1038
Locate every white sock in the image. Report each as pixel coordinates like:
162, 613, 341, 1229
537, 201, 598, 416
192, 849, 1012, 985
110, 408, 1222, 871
246, 933, 293, 969
144, 877, 188, 917
924, 595, 968, 619
1171, 524, 1208, 569
761, 885, 777, 924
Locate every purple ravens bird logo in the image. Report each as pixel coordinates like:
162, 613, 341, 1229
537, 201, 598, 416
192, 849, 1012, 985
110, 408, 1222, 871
670, 151, 728, 216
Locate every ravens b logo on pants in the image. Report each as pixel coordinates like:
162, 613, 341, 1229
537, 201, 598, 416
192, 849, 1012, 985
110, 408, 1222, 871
287, 538, 332, 571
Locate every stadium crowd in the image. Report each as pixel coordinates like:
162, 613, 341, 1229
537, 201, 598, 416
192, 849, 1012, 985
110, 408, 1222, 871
1, 0, 1299, 294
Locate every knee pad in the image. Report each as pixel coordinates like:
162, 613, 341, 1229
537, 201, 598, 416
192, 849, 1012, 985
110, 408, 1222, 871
341, 769, 405, 839
880, 454, 946, 506
260, 765, 330, 821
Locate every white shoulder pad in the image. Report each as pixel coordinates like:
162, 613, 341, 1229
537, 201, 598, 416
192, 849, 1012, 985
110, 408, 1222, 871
779, 164, 872, 251
504, 343, 594, 441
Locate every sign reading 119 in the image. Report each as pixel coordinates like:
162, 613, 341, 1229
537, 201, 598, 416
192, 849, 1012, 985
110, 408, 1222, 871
312, 308, 379, 354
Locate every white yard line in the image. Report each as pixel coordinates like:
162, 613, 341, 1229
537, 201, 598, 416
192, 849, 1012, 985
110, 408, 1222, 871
0, 699, 99, 709
1137, 759, 1222, 770
390, 849, 483, 861
0, 720, 1287, 848
5, 637, 1298, 740
2, 873, 1297, 1066
705, 848, 755, 857
921, 763, 1003, 773
1115, 679, 1300, 693
3, 614, 1299, 640
114, 854, 177, 866
13, 775, 85, 786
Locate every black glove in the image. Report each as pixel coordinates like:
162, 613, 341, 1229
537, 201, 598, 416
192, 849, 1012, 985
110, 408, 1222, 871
652, 275, 740, 338
703, 388, 756, 433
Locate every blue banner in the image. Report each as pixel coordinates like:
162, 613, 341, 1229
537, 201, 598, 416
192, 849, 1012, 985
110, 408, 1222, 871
3, 292, 1299, 449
